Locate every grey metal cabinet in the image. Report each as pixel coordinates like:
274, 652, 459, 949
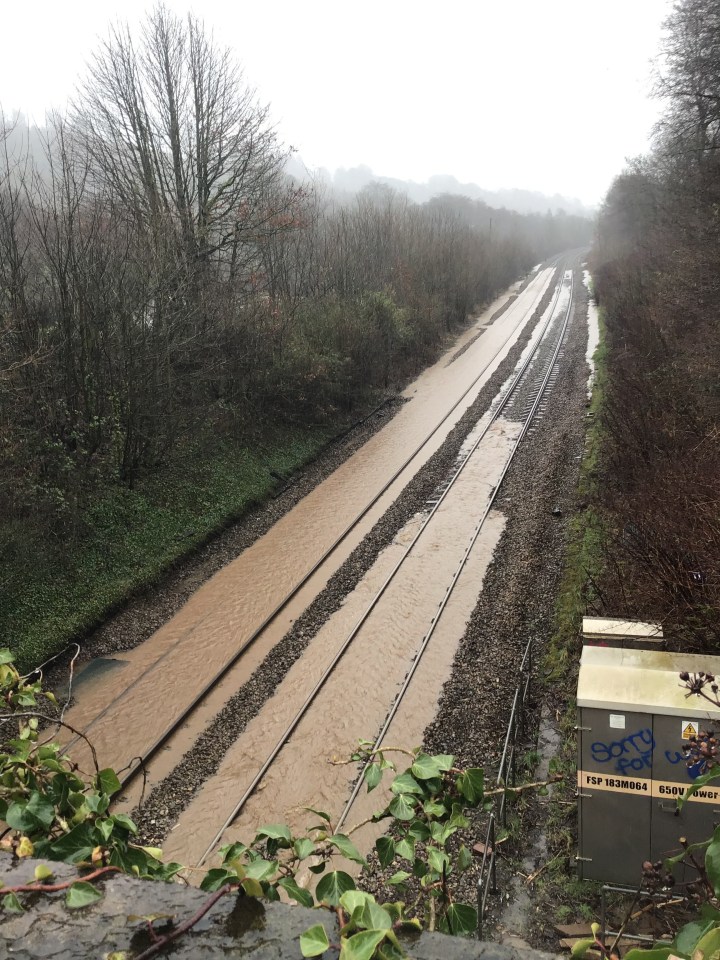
577, 646, 720, 885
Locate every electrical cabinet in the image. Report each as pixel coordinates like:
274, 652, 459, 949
577, 646, 720, 884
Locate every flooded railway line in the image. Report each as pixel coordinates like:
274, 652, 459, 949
53, 260, 584, 861
153, 268, 576, 867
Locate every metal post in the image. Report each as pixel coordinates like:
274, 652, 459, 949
490, 816, 498, 894
477, 876, 483, 939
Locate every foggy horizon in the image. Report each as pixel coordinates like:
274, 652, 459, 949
2, 0, 674, 207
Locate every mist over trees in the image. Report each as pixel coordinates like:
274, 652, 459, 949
592, 0, 720, 648
0, 4, 590, 547
316, 163, 593, 217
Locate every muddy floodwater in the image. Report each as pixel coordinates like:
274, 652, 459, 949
62, 269, 553, 787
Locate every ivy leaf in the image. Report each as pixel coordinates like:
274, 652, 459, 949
66, 881, 103, 909
96, 819, 114, 843
427, 847, 450, 875
244, 858, 278, 882
691, 927, 720, 960
411, 753, 451, 780
457, 844, 473, 872
136, 846, 163, 861
674, 919, 713, 956
390, 773, 423, 796
293, 838, 316, 860
360, 899, 392, 931
219, 842, 247, 863
34, 864, 54, 882
48, 823, 95, 864
364, 763, 381, 792
241, 877, 264, 898
278, 876, 314, 908
95, 769, 121, 798
395, 838, 414, 861
456, 768, 484, 804
571, 938, 596, 959
300, 923, 330, 957
304, 807, 331, 823
109, 813, 137, 835
316, 870, 356, 906
387, 871, 411, 885
255, 824, 292, 843
5, 801, 35, 833
200, 868, 236, 892
340, 929, 386, 960
407, 819, 430, 842
705, 839, 720, 897
445, 902, 477, 936
329, 834, 367, 866
375, 836, 395, 868
340, 889, 372, 916
388, 794, 416, 821
2, 892, 23, 913
449, 803, 470, 828
0, 649, 15, 664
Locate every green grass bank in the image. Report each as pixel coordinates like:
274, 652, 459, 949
1, 423, 336, 673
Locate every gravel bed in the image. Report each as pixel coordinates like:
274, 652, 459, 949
132, 271, 562, 844
359, 260, 590, 936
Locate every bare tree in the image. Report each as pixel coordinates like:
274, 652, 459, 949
72, 3, 297, 281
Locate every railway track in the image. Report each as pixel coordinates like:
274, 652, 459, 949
62, 267, 559, 786
189, 267, 576, 866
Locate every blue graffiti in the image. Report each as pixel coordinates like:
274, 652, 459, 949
665, 749, 685, 765
591, 728, 655, 775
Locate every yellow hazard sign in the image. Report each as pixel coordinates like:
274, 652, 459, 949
682, 721, 699, 740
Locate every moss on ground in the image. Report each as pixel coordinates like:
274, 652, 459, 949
1, 424, 333, 672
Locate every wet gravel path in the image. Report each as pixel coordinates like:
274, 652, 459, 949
132, 271, 562, 844
360, 261, 590, 927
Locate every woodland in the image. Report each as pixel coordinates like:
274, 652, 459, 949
591, 0, 720, 650
0, 6, 590, 666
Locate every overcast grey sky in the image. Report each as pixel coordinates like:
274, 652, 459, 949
2, 0, 673, 205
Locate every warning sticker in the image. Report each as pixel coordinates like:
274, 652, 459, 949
653, 780, 720, 804
577, 771, 650, 795
682, 721, 699, 740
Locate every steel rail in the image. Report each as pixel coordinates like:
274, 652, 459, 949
195, 268, 572, 866
67, 266, 559, 782
335, 273, 574, 832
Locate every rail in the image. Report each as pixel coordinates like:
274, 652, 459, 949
66, 267, 560, 780
476, 638, 534, 938
196, 272, 572, 866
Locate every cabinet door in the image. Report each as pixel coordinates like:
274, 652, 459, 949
650, 713, 720, 871
578, 708, 653, 883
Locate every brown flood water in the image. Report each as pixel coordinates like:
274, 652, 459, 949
62, 269, 552, 781
163, 415, 521, 868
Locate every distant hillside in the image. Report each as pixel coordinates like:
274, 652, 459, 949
285, 158, 594, 217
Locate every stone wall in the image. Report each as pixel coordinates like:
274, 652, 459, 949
1, 855, 557, 959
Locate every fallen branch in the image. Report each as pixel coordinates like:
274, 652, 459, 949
133, 883, 240, 960
1, 865, 121, 895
